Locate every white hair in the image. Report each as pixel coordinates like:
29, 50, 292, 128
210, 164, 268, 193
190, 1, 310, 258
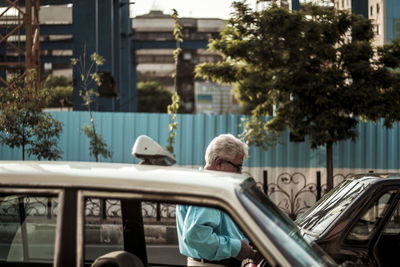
205, 134, 248, 166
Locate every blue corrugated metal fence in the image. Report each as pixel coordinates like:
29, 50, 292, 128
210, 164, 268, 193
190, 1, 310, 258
1, 111, 400, 170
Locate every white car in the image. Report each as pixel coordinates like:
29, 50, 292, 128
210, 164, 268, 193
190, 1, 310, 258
0, 161, 336, 267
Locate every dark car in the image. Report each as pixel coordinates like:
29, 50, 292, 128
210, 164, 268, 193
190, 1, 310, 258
296, 173, 400, 266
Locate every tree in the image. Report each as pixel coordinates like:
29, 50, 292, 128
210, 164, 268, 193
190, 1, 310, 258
71, 50, 112, 162
42, 74, 73, 108
166, 9, 182, 155
0, 70, 63, 160
374, 39, 400, 126
195, 2, 393, 191
137, 81, 172, 113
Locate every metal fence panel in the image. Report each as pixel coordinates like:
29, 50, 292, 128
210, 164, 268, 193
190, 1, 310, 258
1, 111, 400, 170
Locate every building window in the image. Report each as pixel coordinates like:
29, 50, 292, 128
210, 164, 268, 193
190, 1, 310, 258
183, 52, 192, 61
376, 25, 380, 36
370, 5, 373, 16
394, 19, 400, 40
377, 4, 380, 14
342, 0, 344, 9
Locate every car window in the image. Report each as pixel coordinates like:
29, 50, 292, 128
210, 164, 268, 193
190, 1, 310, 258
296, 178, 373, 234
83, 197, 185, 266
374, 196, 400, 266
0, 193, 58, 264
382, 197, 400, 234
345, 190, 397, 243
84, 198, 124, 261
142, 201, 184, 265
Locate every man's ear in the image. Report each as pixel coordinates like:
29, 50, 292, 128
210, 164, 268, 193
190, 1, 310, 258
215, 158, 223, 170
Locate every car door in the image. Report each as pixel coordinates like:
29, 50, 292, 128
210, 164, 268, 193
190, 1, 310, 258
340, 185, 400, 266
373, 190, 400, 267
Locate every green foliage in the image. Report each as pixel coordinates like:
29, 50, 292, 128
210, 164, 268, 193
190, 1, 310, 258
71, 51, 112, 162
374, 38, 400, 127
0, 70, 63, 160
71, 51, 104, 106
81, 123, 112, 160
166, 92, 181, 155
172, 9, 183, 45
195, 2, 400, 190
166, 9, 184, 155
137, 82, 172, 113
42, 75, 73, 107
196, 3, 390, 149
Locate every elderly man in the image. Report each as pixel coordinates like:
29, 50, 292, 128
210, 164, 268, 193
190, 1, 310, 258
176, 134, 256, 267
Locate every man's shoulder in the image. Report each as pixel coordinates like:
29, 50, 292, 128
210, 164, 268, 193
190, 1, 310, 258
177, 204, 221, 214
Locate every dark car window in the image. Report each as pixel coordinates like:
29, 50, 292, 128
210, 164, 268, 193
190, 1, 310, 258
375, 196, 400, 266
0, 193, 58, 265
296, 178, 373, 234
382, 198, 400, 234
345, 190, 396, 243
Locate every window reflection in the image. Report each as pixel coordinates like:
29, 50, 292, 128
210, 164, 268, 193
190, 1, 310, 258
346, 191, 396, 243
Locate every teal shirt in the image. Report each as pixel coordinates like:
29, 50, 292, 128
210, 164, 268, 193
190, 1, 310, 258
176, 205, 247, 261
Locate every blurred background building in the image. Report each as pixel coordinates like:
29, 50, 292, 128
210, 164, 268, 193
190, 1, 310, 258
132, 10, 237, 114
1, 0, 398, 114
333, 0, 400, 46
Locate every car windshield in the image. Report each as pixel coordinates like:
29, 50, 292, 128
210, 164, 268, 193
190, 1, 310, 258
237, 178, 336, 266
295, 177, 375, 234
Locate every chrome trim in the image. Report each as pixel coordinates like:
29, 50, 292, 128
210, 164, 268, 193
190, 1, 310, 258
54, 190, 64, 267
300, 228, 321, 237
77, 190, 85, 267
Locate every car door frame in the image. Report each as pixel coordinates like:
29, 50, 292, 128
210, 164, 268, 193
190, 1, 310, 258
338, 181, 400, 265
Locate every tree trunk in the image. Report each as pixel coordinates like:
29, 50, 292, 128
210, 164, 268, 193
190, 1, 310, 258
326, 141, 333, 192
89, 110, 99, 162
22, 125, 25, 161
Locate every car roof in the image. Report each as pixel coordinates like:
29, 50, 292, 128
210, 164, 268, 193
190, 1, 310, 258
0, 161, 248, 198
346, 173, 400, 181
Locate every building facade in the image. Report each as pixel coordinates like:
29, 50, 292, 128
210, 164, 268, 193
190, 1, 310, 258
132, 10, 239, 114
334, 0, 400, 46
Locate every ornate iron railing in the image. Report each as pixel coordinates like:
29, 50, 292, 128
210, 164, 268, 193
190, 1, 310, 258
0, 171, 358, 222
0, 196, 58, 220
265, 172, 318, 220
262, 171, 358, 220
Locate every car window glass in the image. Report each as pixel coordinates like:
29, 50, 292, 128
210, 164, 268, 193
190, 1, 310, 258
346, 190, 396, 243
382, 197, 400, 235
83, 196, 270, 267
296, 178, 372, 234
142, 201, 185, 265
240, 179, 335, 266
374, 196, 400, 266
0, 193, 58, 264
83, 197, 185, 265
84, 198, 124, 261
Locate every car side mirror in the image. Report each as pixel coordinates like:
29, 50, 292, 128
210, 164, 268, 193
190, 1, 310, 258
132, 135, 176, 166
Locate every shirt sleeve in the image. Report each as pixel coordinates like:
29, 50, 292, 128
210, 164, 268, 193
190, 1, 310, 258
182, 206, 242, 261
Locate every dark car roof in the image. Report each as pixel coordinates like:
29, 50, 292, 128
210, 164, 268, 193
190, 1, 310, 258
296, 173, 400, 238
348, 173, 400, 180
